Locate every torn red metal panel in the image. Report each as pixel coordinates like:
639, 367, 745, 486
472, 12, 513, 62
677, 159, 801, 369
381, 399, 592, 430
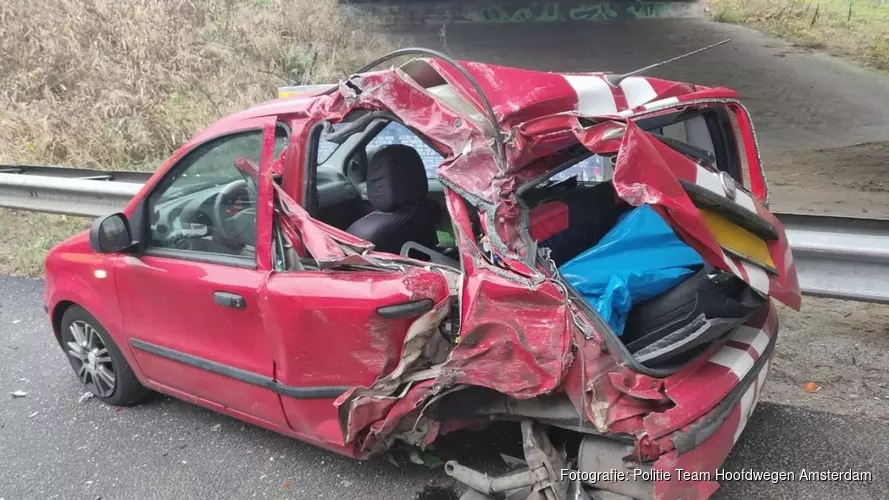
435, 189, 574, 399
335, 297, 452, 448
425, 60, 720, 132
437, 265, 573, 398
357, 379, 441, 454
273, 182, 376, 265
287, 60, 739, 208
560, 328, 661, 434
572, 119, 801, 310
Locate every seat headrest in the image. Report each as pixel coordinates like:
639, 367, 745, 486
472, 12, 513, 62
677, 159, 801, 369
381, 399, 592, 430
366, 145, 428, 212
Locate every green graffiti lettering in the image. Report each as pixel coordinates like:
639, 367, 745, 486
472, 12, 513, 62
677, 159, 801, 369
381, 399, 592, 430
478, 6, 507, 23
511, 7, 535, 22
537, 3, 562, 22
569, 3, 618, 21
476, 3, 563, 23
628, 3, 666, 19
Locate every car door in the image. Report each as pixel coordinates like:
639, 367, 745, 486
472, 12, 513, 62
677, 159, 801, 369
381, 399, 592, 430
252, 118, 456, 452
116, 122, 290, 428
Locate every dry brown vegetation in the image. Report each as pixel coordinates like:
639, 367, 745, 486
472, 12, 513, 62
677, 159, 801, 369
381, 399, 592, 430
0, 0, 393, 170
0, 0, 394, 275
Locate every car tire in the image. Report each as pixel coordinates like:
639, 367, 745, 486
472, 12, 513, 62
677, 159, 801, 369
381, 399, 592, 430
59, 305, 150, 406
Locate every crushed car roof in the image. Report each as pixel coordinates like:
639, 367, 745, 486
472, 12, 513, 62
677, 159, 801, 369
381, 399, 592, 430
197, 59, 740, 162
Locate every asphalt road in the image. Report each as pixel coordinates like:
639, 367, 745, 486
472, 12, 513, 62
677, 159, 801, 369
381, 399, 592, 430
1, 275, 886, 500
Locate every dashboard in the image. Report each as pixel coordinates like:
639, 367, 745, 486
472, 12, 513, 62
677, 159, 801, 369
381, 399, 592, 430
149, 182, 256, 254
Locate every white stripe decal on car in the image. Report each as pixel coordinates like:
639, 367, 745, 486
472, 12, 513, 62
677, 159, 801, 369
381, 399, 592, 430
709, 345, 755, 379
619, 76, 658, 108
721, 252, 742, 276
742, 262, 771, 296
734, 190, 758, 213
563, 75, 618, 116
732, 326, 770, 357
695, 166, 726, 197
733, 381, 757, 443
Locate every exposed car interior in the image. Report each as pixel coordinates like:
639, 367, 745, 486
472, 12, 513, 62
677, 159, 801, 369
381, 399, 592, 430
344, 144, 441, 254
520, 105, 765, 370
302, 113, 460, 267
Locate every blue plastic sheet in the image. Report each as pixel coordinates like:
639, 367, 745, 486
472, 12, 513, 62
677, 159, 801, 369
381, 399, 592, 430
559, 204, 704, 336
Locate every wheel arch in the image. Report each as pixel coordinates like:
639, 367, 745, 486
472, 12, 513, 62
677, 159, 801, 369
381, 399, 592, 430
51, 300, 77, 347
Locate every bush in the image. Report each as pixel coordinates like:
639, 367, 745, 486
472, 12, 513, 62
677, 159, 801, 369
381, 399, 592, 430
0, 0, 394, 171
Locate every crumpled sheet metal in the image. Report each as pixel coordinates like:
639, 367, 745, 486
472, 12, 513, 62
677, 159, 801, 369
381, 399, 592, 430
334, 297, 450, 447
274, 182, 376, 265
560, 327, 662, 434
268, 59, 795, 472
436, 264, 574, 399
432, 188, 574, 401
577, 119, 800, 310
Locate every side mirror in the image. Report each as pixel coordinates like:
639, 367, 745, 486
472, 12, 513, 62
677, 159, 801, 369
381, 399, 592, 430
90, 213, 135, 254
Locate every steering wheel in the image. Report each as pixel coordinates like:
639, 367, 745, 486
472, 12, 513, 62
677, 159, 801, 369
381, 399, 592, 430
213, 179, 256, 243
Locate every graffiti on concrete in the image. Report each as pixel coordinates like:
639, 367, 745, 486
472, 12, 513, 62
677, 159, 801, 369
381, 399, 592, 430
567, 4, 619, 21
477, 4, 561, 23
347, 2, 703, 26
627, 2, 671, 18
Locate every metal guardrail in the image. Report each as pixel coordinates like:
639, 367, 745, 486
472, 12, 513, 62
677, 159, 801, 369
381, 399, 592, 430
778, 213, 889, 305
2, 165, 889, 304
0, 165, 147, 217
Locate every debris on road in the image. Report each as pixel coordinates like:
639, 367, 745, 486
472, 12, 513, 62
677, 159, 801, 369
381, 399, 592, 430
211, 423, 222, 432
804, 382, 822, 393
407, 447, 444, 468
10, 390, 27, 398
78, 392, 94, 404
28, 411, 39, 418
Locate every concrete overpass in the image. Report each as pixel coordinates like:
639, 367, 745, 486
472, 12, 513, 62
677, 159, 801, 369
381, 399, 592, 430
341, 0, 705, 26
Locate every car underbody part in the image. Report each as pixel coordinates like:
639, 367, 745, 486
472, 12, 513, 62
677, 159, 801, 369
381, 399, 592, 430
447, 421, 569, 500
578, 435, 655, 500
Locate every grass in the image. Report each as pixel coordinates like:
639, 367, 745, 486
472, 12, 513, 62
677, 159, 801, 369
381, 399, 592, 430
0, 0, 394, 276
709, 0, 889, 70
0, 210, 91, 276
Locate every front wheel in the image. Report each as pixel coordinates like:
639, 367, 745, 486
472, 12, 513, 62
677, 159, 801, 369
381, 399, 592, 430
60, 305, 149, 406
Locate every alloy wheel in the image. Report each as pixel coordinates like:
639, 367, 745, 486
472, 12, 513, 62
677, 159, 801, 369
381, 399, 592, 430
66, 320, 116, 398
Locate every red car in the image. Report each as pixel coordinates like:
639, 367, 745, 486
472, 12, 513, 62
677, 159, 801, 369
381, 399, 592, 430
43, 49, 800, 500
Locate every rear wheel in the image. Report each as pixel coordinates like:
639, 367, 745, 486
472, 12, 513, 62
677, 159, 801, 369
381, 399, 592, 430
60, 305, 149, 406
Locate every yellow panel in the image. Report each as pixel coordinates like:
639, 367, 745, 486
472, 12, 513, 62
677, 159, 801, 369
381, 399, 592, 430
699, 209, 776, 270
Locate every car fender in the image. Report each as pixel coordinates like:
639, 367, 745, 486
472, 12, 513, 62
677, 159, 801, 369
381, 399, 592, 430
44, 234, 134, 367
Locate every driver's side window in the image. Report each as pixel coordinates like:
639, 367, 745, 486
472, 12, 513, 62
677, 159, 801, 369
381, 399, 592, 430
147, 129, 286, 261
